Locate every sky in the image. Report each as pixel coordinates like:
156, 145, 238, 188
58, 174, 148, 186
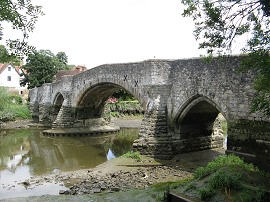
4, 0, 205, 68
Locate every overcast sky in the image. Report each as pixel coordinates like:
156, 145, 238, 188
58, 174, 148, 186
4, 0, 205, 68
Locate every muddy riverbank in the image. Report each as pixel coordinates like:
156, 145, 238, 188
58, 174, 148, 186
0, 117, 225, 201
14, 148, 224, 198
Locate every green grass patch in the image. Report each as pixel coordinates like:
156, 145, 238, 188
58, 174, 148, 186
208, 168, 242, 190
194, 154, 256, 179
8, 104, 31, 119
0, 104, 31, 121
168, 155, 270, 202
121, 151, 141, 160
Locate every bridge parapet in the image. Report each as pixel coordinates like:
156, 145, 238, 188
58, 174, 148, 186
28, 57, 270, 170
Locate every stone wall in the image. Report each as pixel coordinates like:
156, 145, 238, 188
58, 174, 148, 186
29, 56, 270, 170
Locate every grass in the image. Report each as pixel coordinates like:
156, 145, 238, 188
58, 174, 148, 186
121, 151, 142, 160
194, 154, 256, 179
169, 155, 270, 202
8, 104, 31, 119
0, 104, 31, 122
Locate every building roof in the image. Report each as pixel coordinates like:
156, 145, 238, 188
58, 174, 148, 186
0, 63, 22, 75
0, 63, 9, 74
55, 65, 87, 80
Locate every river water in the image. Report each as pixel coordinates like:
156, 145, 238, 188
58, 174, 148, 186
0, 128, 138, 199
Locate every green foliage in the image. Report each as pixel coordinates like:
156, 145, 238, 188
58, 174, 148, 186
56, 52, 68, 65
233, 187, 269, 202
0, 109, 15, 122
221, 120, 227, 136
241, 50, 270, 116
199, 188, 214, 201
0, 45, 21, 65
194, 155, 256, 179
112, 89, 135, 101
0, 87, 9, 110
8, 104, 31, 119
0, 104, 31, 122
181, 0, 270, 117
21, 50, 70, 88
208, 169, 241, 190
0, 0, 43, 57
107, 100, 144, 116
108, 129, 139, 157
122, 151, 141, 160
0, 87, 30, 121
169, 154, 270, 202
9, 94, 22, 104
0, 45, 10, 63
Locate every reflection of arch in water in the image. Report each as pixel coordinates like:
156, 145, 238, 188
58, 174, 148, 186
173, 95, 227, 153
28, 135, 108, 174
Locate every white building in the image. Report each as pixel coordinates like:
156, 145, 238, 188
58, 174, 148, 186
0, 63, 28, 96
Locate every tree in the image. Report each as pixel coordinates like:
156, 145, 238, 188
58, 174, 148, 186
181, 0, 270, 116
0, 0, 43, 57
0, 45, 21, 65
21, 50, 70, 88
56, 52, 68, 65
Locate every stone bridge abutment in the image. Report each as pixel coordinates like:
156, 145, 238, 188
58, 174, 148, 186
29, 57, 270, 170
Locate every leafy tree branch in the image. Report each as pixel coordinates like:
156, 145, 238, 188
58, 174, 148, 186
181, 0, 270, 116
0, 0, 43, 58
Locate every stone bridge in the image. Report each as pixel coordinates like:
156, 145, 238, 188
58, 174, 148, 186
29, 56, 270, 170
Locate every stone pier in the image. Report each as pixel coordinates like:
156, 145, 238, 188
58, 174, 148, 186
29, 56, 270, 170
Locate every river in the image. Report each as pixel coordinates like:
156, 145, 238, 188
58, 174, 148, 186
0, 128, 138, 199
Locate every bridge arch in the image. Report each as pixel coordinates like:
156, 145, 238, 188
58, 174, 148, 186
74, 81, 146, 121
74, 79, 146, 105
51, 92, 64, 122
172, 95, 226, 153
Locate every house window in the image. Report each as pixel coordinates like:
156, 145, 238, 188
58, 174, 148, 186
7, 76, 11, 81
8, 66, 11, 71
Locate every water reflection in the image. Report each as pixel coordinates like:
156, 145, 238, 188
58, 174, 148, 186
0, 128, 138, 182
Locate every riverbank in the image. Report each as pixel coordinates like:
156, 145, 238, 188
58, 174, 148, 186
0, 119, 32, 129
0, 117, 226, 201
1, 148, 225, 201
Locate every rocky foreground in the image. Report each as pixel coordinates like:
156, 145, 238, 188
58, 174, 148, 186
23, 156, 193, 196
